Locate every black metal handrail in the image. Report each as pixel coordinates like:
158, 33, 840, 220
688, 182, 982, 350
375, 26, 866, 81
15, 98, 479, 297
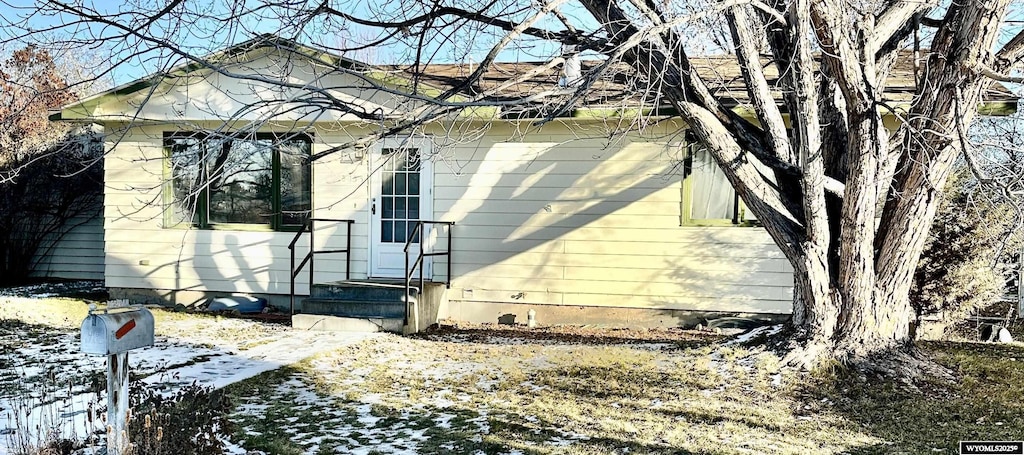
404, 221, 454, 325
289, 218, 356, 315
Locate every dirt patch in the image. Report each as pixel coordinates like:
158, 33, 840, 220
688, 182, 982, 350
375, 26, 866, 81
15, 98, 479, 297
414, 320, 725, 347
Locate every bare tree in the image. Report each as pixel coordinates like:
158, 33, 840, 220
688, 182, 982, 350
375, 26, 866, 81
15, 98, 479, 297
0, 45, 102, 284
6, 0, 1024, 375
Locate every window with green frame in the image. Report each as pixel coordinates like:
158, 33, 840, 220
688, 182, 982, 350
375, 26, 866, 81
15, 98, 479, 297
164, 132, 311, 230
681, 140, 763, 227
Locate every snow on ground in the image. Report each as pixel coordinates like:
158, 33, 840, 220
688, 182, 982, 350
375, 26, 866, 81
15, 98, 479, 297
0, 285, 377, 455
2, 283, 727, 455
223, 335, 597, 454
0, 281, 105, 299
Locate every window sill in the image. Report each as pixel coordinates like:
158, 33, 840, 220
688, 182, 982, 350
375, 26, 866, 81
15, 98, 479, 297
162, 222, 298, 233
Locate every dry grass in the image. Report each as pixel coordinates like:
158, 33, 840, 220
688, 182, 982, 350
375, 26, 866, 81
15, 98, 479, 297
6, 287, 1023, 454
224, 325, 1024, 454
228, 333, 846, 454
0, 293, 285, 349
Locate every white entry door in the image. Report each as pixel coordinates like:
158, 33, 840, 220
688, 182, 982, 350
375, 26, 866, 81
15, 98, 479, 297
369, 139, 433, 278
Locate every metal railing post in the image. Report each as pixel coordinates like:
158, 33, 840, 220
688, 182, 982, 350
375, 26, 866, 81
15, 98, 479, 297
401, 220, 456, 330
308, 219, 315, 292
419, 223, 425, 301
346, 220, 353, 280
447, 223, 453, 288
289, 218, 356, 318
404, 244, 411, 326
290, 243, 296, 316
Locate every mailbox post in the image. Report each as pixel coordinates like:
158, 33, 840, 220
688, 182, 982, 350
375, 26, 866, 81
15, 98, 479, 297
80, 302, 154, 455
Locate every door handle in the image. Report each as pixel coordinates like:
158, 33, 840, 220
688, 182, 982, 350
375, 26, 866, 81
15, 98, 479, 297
371, 202, 376, 215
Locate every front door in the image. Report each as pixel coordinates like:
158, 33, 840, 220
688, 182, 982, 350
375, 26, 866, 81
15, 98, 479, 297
369, 139, 433, 278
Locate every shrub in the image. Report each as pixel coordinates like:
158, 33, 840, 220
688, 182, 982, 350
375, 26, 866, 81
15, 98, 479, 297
2, 371, 95, 455
124, 381, 234, 455
912, 170, 1021, 335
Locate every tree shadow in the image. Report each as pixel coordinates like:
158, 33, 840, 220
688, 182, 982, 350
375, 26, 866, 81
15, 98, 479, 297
226, 369, 731, 455
791, 340, 1024, 454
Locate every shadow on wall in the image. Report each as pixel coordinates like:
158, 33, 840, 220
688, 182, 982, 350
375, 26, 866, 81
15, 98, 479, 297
108, 231, 275, 307
437, 136, 792, 322
109, 127, 792, 322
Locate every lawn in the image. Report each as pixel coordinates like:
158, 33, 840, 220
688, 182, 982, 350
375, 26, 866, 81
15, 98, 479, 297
3, 283, 1024, 454
224, 326, 1024, 455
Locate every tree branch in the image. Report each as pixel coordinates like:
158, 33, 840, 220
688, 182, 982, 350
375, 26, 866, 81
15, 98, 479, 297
321, 2, 591, 46
872, 0, 936, 54
727, 4, 794, 164
978, 65, 1024, 83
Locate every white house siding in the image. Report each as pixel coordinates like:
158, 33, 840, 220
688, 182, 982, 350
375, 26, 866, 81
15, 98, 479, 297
101, 123, 372, 298
101, 119, 793, 316
430, 122, 793, 315
29, 212, 105, 280
89, 47, 792, 315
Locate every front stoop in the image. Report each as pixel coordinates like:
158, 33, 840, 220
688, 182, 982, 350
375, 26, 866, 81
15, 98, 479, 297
293, 281, 416, 333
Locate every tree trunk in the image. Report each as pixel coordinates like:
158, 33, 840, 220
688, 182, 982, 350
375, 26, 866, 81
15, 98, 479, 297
575, 0, 1015, 377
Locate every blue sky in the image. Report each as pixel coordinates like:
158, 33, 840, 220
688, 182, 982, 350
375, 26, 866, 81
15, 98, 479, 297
0, 0, 1020, 90
0, 0, 585, 86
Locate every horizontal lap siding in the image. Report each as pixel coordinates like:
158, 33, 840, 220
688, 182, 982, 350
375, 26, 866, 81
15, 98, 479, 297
30, 213, 105, 280
103, 120, 793, 313
434, 123, 792, 315
103, 125, 368, 295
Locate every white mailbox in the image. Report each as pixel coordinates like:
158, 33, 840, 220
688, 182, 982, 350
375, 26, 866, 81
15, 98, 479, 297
80, 307, 155, 355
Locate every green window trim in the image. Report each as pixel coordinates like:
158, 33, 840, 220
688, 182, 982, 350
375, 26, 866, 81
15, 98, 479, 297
162, 131, 313, 231
680, 140, 761, 228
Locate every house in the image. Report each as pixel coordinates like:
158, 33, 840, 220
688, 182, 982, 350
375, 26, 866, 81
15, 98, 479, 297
49, 36, 1018, 332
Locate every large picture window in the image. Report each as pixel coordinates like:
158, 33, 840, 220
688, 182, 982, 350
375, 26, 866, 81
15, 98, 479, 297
164, 132, 311, 230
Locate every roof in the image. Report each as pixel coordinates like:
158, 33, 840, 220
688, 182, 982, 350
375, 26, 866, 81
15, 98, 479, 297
53, 35, 1018, 121
398, 53, 1018, 112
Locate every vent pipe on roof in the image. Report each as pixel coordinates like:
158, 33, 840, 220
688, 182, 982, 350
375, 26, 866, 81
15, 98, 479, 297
560, 44, 581, 88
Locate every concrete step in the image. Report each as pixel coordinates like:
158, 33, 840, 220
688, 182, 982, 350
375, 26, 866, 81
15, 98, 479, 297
301, 298, 406, 319
311, 281, 417, 301
292, 314, 403, 333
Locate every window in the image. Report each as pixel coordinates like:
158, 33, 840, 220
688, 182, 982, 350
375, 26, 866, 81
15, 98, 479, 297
379, 147, 422, 244
681, 141, 761, 226
164, 132, 311, 230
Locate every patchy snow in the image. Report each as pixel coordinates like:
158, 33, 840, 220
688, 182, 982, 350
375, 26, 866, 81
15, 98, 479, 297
726, 324, 783, 346
0, 290, 377, 455
4, 286, 722, 455
0, 281, 104, 299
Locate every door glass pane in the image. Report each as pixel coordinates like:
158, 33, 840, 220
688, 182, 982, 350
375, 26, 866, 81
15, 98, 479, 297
395, 173, 406, 195
378, 147, 422, 244
395, 197, 406, 218
394, 221, 406, 244
407, 149, 421, 171
408, 197, 419, 219
409, 173, 419, 195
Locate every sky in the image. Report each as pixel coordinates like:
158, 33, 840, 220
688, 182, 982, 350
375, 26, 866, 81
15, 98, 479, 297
0, 0, 1020, 91
0, 0, 585, 88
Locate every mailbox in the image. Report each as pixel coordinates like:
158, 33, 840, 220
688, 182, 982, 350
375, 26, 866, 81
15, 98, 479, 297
80, 307, 155, 355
